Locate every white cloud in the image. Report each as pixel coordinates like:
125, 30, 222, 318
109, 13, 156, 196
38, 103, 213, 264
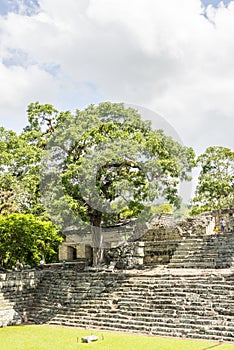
0, 0, 233, 154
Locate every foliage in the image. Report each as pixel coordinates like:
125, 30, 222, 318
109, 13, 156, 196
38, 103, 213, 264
101, 203, 173, 226
0, 127, 44, 216
0, 213, 63, 268
191, 146, 234, 215
36, 102, 195, 226
151, 203, 173, 215
0, 101, 195, 265
173, 203, 190, 220
25, 102, 195, 264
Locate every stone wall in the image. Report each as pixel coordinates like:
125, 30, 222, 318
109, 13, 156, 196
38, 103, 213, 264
59, 243, 92, 263
105, 242, 144, 269
1, 269, 234, 342
0, 271, 39, 327
59, 222, 136, 262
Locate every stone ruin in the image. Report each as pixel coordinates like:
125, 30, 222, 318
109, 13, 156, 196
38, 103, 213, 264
1, 208, 234, 342
59, 209, 234, 269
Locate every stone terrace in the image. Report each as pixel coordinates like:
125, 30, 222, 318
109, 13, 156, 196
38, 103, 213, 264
1, 268, 234, 342
169, 232, 234, 269
1, 210, 234, 342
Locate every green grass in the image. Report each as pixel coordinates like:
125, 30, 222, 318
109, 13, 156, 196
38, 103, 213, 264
0, 325, 234, 350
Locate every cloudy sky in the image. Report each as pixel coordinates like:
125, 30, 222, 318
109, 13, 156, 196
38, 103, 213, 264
0, 0, 234, 155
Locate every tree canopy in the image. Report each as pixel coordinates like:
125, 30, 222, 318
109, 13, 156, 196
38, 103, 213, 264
0, 127, 43, 216
31, 102, 195, 263
191, 146, 234, 215
0, 101, 197, 265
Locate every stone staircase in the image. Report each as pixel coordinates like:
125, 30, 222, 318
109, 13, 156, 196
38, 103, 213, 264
24, 269, 234, 342
169, 232, 234, 269
1, 246, 234, 343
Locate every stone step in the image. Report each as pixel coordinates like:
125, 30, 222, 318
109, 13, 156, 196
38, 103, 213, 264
46, 316, 234, 341
169, 232, 234, 269
62, 315, 233, 329
2, 269, 234, 342
171, 250, 234, 256
28, 296, 234, 318
170, 258, 217, 263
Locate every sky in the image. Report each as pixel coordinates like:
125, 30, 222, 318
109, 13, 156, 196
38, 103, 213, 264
0, 0, 234, 155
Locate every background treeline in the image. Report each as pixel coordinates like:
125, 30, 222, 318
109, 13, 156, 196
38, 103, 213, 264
0, 102, 233, 267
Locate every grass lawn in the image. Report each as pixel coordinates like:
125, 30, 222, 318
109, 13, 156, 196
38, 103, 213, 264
0, 325, 234, 350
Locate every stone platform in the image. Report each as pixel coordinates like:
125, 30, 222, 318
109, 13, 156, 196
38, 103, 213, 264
1, 267, 234, 342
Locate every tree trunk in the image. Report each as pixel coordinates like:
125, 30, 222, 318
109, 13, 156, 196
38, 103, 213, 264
90, 210, 104, 266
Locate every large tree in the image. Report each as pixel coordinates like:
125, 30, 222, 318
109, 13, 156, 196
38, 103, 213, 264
191, 146, 234, 214
27, 102, 195, 264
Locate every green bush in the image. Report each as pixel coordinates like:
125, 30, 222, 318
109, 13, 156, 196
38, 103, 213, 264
0, 213, 63, 268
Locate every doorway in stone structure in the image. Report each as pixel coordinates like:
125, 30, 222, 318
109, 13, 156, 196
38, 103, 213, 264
67, 246, 77, 261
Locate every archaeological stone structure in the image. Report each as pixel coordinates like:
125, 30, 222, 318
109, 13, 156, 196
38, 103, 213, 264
107, 209, 234, 269
59, 209, 234, 269
1, 209, 234, 342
